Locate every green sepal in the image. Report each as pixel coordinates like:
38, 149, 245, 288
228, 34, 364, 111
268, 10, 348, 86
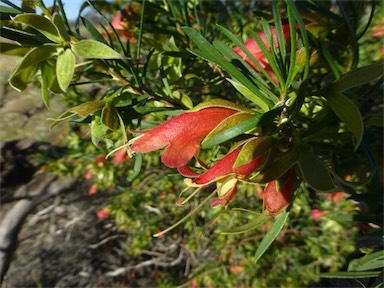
233, 136, 273, 168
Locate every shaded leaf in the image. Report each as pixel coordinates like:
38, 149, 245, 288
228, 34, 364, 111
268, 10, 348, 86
0, 43, 30, 56
56, 48, 75, 91
102, 103, 120, 130
52, 13, 70, 41
251, 148, 299, 183
9, 44, 59, 91
330, 61, 384, 92
70, 100, 105, 117
71, 40, 123, 59
40, 61, 55, 107
327, 92, 364, 149
297, 150, 336, 191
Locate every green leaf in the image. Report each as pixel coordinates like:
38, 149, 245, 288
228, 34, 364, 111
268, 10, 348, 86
52, 13, 70, 41
13, 13, 62, 43
71, 40, 123, 59
56, 48, 75, 91
319, 271, 382, 279
202, 114, 260, 148
221, 214, 269, 235
40, 61, 55, 107
234, 136, 273, 168
297, 150, 336, 192
0, 4, 22, 14
127, 153, 142, 181
327, 92, 364, 149
251, 148, 299, 184
348, 250, 384, 272
91, 114, 109, 146
70, 100, 105, 117
8, 64, 39, 91
329, 61, 384, 92
101, 103, 120, 130
226, 78, 270, 112
8, 44, 59, 91
81, 16, 107, 43
0, 43, 30, 56
254, 210, 289, 263
183, 26, 275, 108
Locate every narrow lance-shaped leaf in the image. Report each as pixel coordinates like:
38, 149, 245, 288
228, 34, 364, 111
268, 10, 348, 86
13, 13, 63, 43
71, 40, 123, 59
40, 61, 55, 107
327, 92, 364, 150
329, 61, 384, 92
56, 48, 75, 91
251, 148, 299, 183
254, 210, 289, 263
183, 27, 275, 109
297, 150, 336, 191
52, 13, 70, 41
101, 103, 120, 130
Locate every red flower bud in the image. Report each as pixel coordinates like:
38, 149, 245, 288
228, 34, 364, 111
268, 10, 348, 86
264, 174, 296, 215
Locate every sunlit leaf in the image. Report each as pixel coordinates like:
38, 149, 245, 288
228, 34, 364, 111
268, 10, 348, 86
56, 48, 75, 91
254, 210, 289, 263
202, 114, 260, 149
91, 114, 109, 146
71, 40, 123, 59
13, 13, 62, 43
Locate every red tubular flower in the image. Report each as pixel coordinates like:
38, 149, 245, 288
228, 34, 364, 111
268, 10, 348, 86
130, 103, 246, 168
264, 173, 296, 215
311, 209, 328, 220
193, 137, 270, 208
233, 24, 291, 81
194, 146, 264, 185
113, 147, 131, 164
